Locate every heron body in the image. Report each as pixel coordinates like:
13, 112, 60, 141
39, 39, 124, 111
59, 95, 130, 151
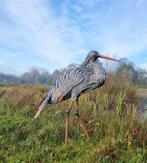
50, 58, 106, 104
34, 50, 118, 145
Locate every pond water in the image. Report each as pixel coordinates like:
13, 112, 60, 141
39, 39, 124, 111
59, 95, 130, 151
139, 98, 147, 119
142, 105, 147, 119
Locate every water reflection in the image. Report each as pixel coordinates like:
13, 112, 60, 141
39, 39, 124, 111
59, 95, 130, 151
142, 105, 147, 119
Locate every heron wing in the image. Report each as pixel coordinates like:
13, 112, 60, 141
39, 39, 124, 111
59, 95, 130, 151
51, 67, 84, 102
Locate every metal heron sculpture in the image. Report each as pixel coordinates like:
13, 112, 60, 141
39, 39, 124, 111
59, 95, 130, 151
34, 50, 119, 145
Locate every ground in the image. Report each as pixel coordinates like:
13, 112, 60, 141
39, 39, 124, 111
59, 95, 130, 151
0, 82, 147, 162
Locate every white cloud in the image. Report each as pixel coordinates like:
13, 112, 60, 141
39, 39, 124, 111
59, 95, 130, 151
0, 59, 20, 74
0, 0, 147, 74
139, 63, 147, 70
1, 0, 86, 71
63, 0, 147, 59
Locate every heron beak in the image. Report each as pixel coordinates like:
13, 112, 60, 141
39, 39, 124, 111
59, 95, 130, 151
99, 54, 119, 62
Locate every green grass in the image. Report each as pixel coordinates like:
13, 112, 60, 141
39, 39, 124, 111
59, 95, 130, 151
0, 80, 147, 162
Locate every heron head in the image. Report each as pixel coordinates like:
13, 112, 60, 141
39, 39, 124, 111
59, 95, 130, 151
87, 50, 119, 62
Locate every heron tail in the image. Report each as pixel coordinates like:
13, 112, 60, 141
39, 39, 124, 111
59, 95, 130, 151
34, 96, 50, 119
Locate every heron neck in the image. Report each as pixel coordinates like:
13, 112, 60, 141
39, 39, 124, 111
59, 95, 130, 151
81, 57, 89, 67
93, 60, 107, 83
81, 57, 95, 68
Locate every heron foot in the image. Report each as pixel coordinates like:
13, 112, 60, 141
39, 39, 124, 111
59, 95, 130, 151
75, 113, 90, 141
65, 101, 74, 147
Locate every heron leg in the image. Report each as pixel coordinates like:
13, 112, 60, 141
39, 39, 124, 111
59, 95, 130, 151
65, 100, 74, 146
75, 99, 90, 140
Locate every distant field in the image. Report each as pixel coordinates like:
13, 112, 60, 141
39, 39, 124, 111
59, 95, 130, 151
137, 88, 147, 98
0, 81, 147, 162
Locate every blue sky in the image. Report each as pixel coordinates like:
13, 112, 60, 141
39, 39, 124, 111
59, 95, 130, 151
0, 0, 147, 75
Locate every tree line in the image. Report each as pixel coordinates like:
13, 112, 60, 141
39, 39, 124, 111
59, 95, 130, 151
0, 68, 53, 84
115, 58, 147, 86
0, 59, 147, 86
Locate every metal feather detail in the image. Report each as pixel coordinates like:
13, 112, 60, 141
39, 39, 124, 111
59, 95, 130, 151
34, 50, 109, 118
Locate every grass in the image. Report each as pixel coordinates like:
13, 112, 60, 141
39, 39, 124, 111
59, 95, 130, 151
0, 78, 147, 162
